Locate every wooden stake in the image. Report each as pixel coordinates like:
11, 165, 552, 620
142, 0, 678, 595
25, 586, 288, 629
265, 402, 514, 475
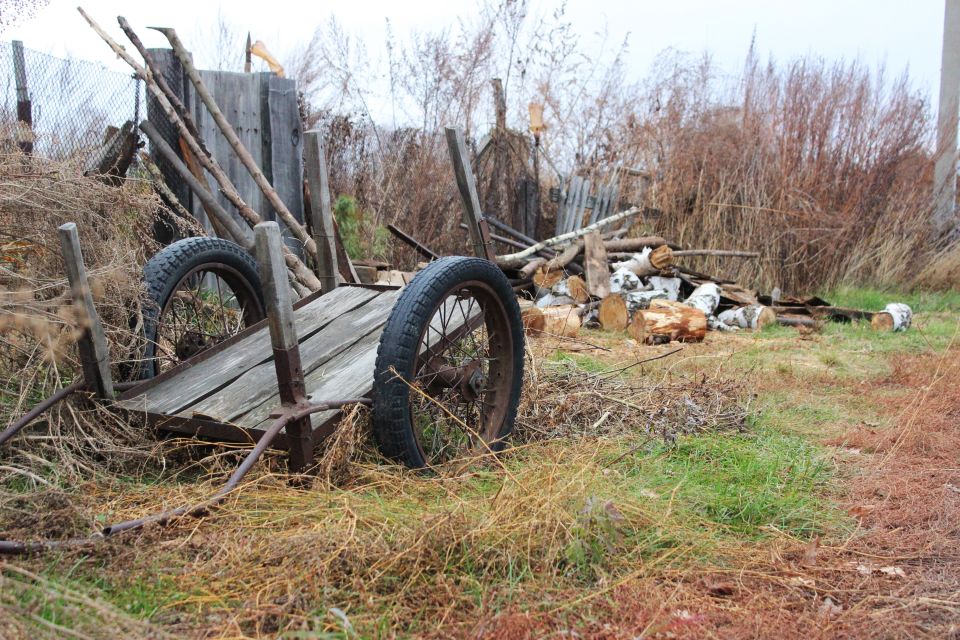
58, 223, 114, 398
254, 222, 313, 472
303, 131, 340, 293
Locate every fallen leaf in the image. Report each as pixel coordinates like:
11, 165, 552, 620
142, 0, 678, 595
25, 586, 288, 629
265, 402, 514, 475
819, 596, 842, 617
788, 576, 816, 588
702, 578, 736, 597
802, 535, 820, 566
855, 564, 873, 576
878, 566, 906, 578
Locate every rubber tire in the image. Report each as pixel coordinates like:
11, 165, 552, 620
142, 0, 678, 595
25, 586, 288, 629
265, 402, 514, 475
139, 237, 264, 379
371, 256, 525, 469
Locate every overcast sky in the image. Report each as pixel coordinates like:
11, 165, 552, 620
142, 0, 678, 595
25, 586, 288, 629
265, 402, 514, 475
2, 1, 949, 103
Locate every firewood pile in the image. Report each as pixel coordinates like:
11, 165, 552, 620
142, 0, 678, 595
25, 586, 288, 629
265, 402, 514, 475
492, 213, 914, 344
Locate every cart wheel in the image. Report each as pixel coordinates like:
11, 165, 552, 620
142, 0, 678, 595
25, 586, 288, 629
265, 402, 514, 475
372, 256, 525, 470
139, 237, 265, 379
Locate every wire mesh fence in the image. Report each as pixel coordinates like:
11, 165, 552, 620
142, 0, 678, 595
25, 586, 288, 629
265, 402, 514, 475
0, 40, 145, 161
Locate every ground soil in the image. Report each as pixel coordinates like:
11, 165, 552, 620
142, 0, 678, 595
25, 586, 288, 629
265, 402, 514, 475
474, 347, 960, 639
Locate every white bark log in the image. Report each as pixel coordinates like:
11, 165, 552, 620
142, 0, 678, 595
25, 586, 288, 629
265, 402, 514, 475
648, 276, 682, 302
884, 302, 913, 331
624, 289, 669, 314
718, 304, 775, 329
609, 268, 643, 294
611, 247, 657, 277
684, 282, 721, 316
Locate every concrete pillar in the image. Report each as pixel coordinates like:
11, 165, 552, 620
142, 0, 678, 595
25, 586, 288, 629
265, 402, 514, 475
934, 0, 960, 235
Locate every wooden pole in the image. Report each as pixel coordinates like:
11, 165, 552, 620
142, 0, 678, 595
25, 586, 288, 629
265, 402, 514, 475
445, 126, 497, 261
254, 222, 313, 472
934, 0, 960, 236
303, 131, 340, 293
139, 121, 253, 250
58, 223, 114, 398
386, 223, 440, 261
154, 26, 320, 261
496, 206, 645, 268
11, 41, 33, 154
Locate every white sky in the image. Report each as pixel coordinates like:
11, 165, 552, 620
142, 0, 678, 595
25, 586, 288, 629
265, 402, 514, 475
2, 0, 948, 103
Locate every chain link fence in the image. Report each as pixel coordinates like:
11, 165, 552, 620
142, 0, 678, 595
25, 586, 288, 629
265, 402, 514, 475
0, 41, 145, 161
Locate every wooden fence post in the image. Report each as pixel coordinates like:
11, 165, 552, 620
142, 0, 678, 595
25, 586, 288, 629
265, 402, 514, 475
57, 223, 114, 398
303, 130, 340, 293
444, 126, 497, 262
254, 221, 313, 472
12, 41, 33, 154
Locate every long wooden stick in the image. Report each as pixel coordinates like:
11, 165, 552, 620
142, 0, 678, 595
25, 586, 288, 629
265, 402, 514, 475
672, 250, 760, 258
154, 26, 319, 262
79, 9, 320, 291
496, 206, 645, 268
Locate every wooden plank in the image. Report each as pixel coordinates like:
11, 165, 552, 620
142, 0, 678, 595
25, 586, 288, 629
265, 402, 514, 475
117, 286, 378, 414
58, 223, 114, 398
238, 294, 478, 432
304, 130, 340, 292
583, 230, 610, 299
185, 290, 400, 423
588, 185, 606, 226
444, 126, 490, 259
12, 40, 32, 154
264, 74, 307, 255
558, 176, 580, 235
574, 179, 592, 232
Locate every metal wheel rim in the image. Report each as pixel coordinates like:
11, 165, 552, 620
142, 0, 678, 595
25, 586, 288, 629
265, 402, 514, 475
407, 279, 515, 467
153, 262, 263, 373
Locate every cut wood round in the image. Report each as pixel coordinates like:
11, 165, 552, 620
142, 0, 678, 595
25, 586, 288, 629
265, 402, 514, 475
541, 305, 582, 337
598, 295, 629, 331
533, 269, 564, 297
649, 245, 673, 269
627, 312, 647, 343
639, 301, 707, 342
520, 305, 546, 334
870, 312, 894, 331
871, 302, 912, 331
565, 275, 590, 304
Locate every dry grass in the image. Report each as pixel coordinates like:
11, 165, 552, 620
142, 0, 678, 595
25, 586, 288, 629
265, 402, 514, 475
0, 152, 172, 482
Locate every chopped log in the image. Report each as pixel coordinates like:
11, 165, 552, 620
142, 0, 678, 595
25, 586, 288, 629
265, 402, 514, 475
553, 275, 590, 304
871, 303, 913, 331
648, 275, 682, 301
520, 305, 546, 334
627, 312, 647, 343
583, 231, 610, 298
533, 269, 564, 297
611, 245, 673, 277
624, 290, 668, 313
610, 267, 642, 294
541, 305, 581, 337
717, 304, 776, 330
598, 295, 629, 331
637, 301, 707, 343
684, 282, 720, 316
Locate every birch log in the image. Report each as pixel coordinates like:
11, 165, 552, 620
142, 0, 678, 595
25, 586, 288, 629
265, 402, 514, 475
684, 282, 721, 316
717, 304, 777, 330
871, 303, 913, 331
611, 245, 673, 277
496, 206, 645, 268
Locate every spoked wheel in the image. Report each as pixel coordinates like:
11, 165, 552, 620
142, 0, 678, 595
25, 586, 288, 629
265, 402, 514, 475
372, 256, 525, 470
140, 237, 265, 379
